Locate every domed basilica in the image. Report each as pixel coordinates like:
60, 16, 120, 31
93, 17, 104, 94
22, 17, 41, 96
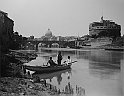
45, 29, 53, 37
40, 29, 57, 41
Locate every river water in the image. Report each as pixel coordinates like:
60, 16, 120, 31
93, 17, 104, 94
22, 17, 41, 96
26, 48, 124, 96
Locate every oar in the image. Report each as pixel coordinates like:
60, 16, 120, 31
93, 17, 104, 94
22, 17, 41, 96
62, 60, 77, 65
68, 61, 77, 65
71, 61, 77, 63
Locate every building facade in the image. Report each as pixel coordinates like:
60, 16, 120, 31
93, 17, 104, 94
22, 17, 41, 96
89, 16, 121, 39
0, 10, 14, 52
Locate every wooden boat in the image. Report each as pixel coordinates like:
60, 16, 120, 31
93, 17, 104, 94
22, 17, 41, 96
25, 64, 71, 73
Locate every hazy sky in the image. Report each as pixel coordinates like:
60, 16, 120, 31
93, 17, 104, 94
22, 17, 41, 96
1, 0, 124, 37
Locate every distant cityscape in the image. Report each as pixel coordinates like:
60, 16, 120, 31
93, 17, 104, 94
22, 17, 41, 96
27, 16, 123, 49
0, 10, 124, 51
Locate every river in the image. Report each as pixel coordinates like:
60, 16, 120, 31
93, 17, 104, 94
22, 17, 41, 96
26, 48, 124, 96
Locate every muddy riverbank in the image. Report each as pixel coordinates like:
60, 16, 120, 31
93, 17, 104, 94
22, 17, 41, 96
0, 77, 63, 96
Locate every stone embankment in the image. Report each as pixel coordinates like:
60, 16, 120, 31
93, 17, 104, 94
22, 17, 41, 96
41, 45, 124, 51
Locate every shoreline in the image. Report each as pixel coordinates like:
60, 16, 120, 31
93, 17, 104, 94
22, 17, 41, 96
10, 45, 124, 53
40, 47, 124, 52
39, 47, 102, 51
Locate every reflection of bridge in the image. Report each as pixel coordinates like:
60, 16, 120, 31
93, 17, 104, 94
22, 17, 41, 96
22, 40, 77, 49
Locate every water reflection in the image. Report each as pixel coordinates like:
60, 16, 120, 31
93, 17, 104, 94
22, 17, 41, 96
89, 62, 121, 79
33, 69, 71, 85
62, 83, 86, 96
74, 50, 91, 60
31, 48, 123, 96
89, 51, 123, 65
57, 74, 62, 85
75, 50, 123, 64
37, 48, 123, 80
40, 49, 123, 67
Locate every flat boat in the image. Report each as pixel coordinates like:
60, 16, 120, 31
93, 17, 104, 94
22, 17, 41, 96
25, 64, 71, 73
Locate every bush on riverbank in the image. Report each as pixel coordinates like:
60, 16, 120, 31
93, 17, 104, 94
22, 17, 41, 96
0, 50, 25, 77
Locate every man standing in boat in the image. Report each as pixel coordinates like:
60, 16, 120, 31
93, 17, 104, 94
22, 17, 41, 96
57, 52, 63, 66
47, 57, 57, 67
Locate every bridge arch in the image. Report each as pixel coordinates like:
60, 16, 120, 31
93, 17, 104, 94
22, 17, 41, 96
38, 42, 47, 47
51, 43, 59, 48
25, 42, 35, 50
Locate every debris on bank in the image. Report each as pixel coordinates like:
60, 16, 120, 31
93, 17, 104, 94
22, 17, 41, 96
0, 77, 62, 96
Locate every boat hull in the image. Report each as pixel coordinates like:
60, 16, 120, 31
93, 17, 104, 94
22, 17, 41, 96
25, 65, 71, 73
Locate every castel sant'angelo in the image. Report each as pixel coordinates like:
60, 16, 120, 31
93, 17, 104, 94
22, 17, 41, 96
89, 16, 121, 39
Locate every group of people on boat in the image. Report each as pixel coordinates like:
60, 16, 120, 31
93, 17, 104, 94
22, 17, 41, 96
47, 52, 72, 67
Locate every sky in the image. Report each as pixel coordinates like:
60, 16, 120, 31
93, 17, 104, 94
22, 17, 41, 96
0, 0, 124, 37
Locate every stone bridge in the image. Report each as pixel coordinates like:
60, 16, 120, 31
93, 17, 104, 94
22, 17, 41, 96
21, 40, 77, 50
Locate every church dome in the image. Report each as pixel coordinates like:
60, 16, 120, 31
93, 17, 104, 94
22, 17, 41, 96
45, 29, 52, 37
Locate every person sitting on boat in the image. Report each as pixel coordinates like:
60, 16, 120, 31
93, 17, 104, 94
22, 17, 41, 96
64, 56, 72, 65
47, 57, 57, 67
